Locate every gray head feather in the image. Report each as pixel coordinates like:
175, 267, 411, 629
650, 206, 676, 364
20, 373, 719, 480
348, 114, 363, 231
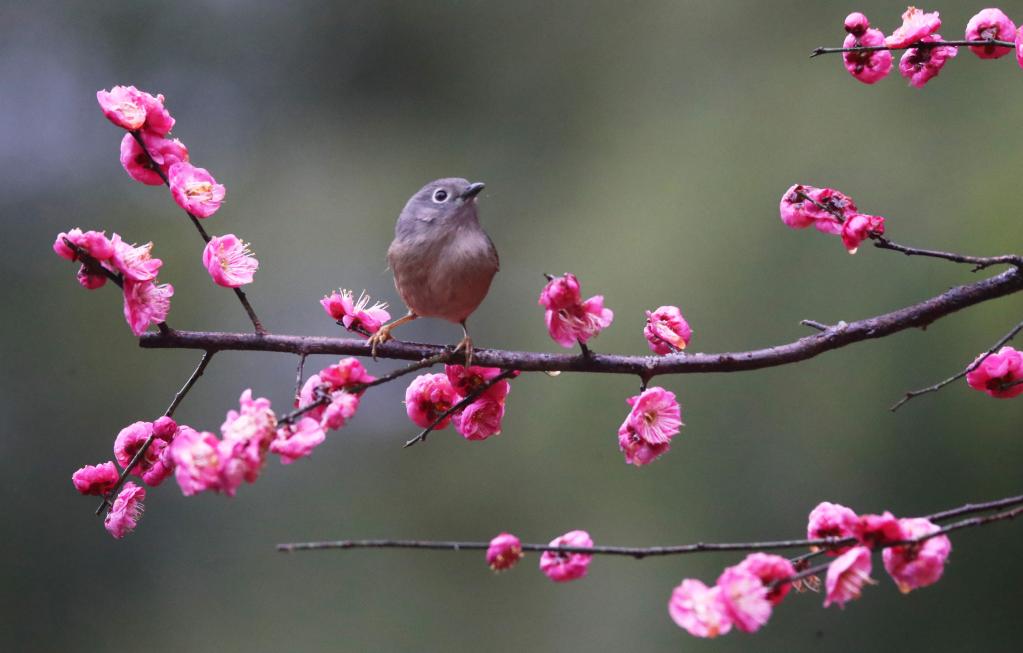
395, 177, 486, 240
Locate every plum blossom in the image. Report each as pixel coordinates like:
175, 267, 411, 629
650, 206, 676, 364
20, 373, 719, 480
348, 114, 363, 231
843, 24, 893, 85
886, 7, 941, 48
486, 533, 524, 571
899, 35, 958, 88
104, 482, 146, 539
736, 553, 797, 606
824, 545, 875, 608
716, 566, 772, 633
453, 398, 506, 441
405, 373, 458, 429
445, 364, 510, 400
72, 461, 119, 496
270, 417, 327, 464
96, 86, 175, 134
668, 579, 733, 638
169, 426, 223, 495
320, 289, 391, 335
779, 185, 858, 235
122, 279, 174, 336
617, 387, 681, 466
807, 501, 858, 555
113, 420, 174, 486
844, 13, 869, 37
539, 530, 593, 582
539, 273, 614, 347
119, 131, 188, 185
168, 162, 226, 218
202, 234, 259, 287
111, 235, 163, 282
882, 517, 951, 593
644, 305, 692, 354
966, 346, 1023, 398
322, 391, 360, 430
77, 266, 107, 289
218, 389, 276, 491
840, 213, 885, 254
965, 8, 1016, 59
53, 228, 115, 262
853, 511, 905, 549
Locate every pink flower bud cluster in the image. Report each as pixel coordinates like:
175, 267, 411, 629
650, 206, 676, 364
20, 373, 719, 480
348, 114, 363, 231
779, 184, 885, 254
965, 345, 1023, 398
274, 358, 375, 462
670, 502, 951, 638
483, 530, 593, 580
539, 273, 614, 348
839, 8, 1021, 88
618, 387, 682, 466
53, 228, 174, 335
321, 289, 391, 336
404, 364, 513, 441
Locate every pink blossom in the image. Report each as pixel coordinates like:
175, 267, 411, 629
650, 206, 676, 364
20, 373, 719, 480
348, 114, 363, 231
72, 461, 119, 496
202, 234, 258, 287
297, 375, 329, 422
104, 482, 146, 539
110, 234, 163, 282
668, 579, 733, 638
803, 187, 858, 235
1016, 25, 1023, 68
169, 426, 223, 495
453, 398, 506, 441
96, 86, 175, 134
736, 553, 797, 606
899, 35, 958, 88
853, 511, 905, 549
716, 566, 772, 633
168, 162, 226, 218
843, 28, 893, 84
886, 7, 941, 48
220, 388, 276, 484
119, 131, 189, 185
270, 417, 327, 464
620, 387, 681, 446
76, 266, 107, 290
779, 184, 819, 229
122, 279, 173, 336
844, 12, 870, 37
840, 213, 885, 254
539, 530, 593, 582
96, 86, 147, 130
966, 8, 1016, 59
966, 346, 1023, 398
113, 420, 174, 486
644, 305, 692, 354
319, 358, 375, 393
405, 373, 458, 429
882, 517, 951, 593
807, 501, 858, 555
322, 391, 360, 430
153, 416, 178, 439
539, 273, 614, 347
445, 364, 509, 401
54, 228, 116, 262
320, 289, 391, 335
824, 545, 875, 608
617, 423, 671, 466
486, 532, 524, 571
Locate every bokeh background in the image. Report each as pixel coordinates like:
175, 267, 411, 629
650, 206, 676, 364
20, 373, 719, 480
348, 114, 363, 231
3, 1, 1022, 650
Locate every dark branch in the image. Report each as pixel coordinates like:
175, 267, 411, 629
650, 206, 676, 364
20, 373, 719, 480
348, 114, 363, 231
140, 267, 1023, 378
873, 236, 1022, 271
810, 38, 1014, 58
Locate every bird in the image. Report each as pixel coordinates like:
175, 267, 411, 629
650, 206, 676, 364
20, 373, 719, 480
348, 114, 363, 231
368, 177, 499, 365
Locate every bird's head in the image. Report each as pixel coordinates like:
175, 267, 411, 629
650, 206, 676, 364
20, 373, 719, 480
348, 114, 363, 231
395, 178, 486, 238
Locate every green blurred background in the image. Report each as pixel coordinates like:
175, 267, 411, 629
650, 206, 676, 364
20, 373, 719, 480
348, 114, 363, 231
3, 1, 1022, 650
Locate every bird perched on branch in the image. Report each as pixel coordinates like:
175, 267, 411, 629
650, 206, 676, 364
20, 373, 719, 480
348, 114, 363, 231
368, 178, 498, 365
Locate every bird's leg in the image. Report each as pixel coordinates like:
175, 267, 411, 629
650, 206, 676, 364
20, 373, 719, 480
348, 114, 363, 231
368, 311, 418, 359
455, 321, 474, 367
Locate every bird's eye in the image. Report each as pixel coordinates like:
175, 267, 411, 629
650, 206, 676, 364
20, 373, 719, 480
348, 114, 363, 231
432, 189, 449, 203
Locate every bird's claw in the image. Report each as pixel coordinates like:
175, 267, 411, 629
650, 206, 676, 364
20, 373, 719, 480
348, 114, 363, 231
454, 336, 474, 367
368, 327, 393, 360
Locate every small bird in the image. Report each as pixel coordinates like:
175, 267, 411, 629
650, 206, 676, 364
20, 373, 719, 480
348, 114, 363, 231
368, 178, 499, 364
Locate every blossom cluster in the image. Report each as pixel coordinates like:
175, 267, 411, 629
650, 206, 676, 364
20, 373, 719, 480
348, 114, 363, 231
53, 228, 173, 335
72, 358, 372, 539
669, 501, 952, 638
96, 85, 258, 289
321, 289, 391, 336
404, 364, 513, 441
840, 8, 1019, 88
966, 345, 1023, 398
779, 184, 885, 253
485, 530, 594, 582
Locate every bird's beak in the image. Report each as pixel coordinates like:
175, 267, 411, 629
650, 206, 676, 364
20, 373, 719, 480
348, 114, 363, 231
460, 182, 486, 200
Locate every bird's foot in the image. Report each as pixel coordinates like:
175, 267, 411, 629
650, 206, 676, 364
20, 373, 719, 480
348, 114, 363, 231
368, 325, 395, 360
453, 335, 474, 367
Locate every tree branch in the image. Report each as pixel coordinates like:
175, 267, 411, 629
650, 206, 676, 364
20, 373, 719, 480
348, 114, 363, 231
810, 38, 1015, 58
140, 267, 1023, 378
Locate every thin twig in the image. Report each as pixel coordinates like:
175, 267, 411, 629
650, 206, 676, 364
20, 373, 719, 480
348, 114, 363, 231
800, 319, 829, 331
140, 266, 1023, 377
95, 351, 214, 515
891, 318, 1023, 411
873, 236, 1022, 271
277, 386, 331, 428
294, 353, 308, 403
352, 349, 456, 393
810, 38, 1014, 58
404, 369, 518, 448
129, 130, 267, 335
